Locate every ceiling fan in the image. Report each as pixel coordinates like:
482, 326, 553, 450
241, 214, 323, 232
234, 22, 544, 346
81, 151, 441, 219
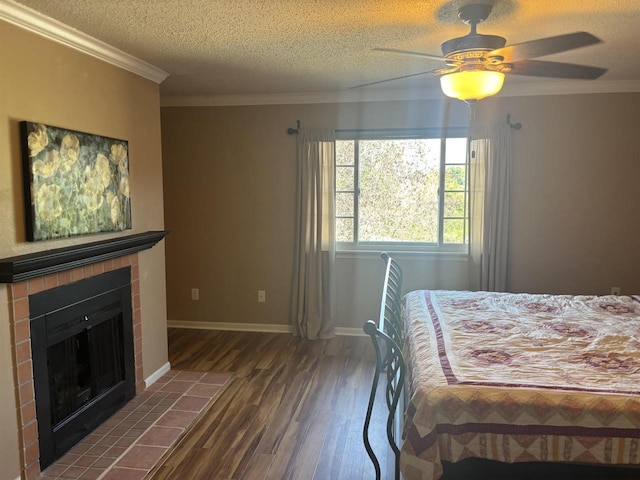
355, 2, 607, 102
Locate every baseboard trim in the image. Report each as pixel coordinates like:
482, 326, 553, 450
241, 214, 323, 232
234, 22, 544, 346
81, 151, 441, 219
167, 320, 366, 337
168, 320, 292, 334
144, 361, 171, 388
335, 327, 367, 337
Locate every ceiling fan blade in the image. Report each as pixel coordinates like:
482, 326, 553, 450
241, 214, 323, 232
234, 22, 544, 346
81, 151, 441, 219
508, 59, 607, 79
490, 32, 602, 63
350, 70, 435, 89
373, 47, 450, 63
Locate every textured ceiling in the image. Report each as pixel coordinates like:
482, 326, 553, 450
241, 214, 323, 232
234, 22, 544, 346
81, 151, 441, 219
10, 0, 640, 101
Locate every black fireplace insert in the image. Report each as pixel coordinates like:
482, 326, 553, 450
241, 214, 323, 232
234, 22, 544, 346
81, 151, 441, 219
30, 268, 135, 469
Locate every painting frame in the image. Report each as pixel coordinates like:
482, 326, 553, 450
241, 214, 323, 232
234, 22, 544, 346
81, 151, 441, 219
20, 121, 132, 242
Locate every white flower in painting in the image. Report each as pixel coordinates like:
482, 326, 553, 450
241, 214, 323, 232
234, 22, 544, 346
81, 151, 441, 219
80, 173, 104, 211
110, 143, 128, 175
119, 175, 129, 197
35, 184, 62, 221
27, 124, 49, 157
32, 149, 61, 178
95, 154, 112, 190
81, 155, 112, 211
59, 134, 80, 173
109, 193, 122, 227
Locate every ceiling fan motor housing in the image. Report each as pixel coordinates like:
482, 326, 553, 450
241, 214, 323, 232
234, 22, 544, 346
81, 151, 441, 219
441, 34, 506, 57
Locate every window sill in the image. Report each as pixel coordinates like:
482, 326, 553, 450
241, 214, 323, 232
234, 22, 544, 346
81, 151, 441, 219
336, 249, 469, 261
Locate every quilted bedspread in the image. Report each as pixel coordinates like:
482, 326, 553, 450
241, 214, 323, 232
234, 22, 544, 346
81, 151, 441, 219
401, 290, 640, 480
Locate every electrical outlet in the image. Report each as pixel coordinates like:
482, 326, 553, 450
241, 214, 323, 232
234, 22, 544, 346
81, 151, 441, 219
191, 288, 199, 300
258, 290, 266, 303
611, 287, 621, 296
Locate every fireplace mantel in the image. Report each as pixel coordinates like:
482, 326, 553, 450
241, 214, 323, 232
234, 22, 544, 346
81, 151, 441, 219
0, 230, 169, 283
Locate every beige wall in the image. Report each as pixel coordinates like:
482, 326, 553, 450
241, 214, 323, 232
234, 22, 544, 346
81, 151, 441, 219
161, 100, 472, 331
0, 20, 167, 478
162, 93, 640, 334
475, 93, 640, 295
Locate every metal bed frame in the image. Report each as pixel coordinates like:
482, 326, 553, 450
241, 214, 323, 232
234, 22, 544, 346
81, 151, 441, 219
363, 252, 406, 480
361, 253, 640, 480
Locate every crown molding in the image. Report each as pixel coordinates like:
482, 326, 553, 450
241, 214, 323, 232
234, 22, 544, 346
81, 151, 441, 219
160, 87, 446, 107
158, 89, 454, 108
0, 0, 168, 84
499, 79, 640, 98
161, 79, 640, 107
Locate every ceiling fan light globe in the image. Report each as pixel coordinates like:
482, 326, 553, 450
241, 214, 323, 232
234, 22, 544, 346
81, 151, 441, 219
440, 70, 505, 101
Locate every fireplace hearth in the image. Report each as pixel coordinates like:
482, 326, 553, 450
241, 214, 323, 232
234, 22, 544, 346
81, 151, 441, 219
30, 268, 135, 469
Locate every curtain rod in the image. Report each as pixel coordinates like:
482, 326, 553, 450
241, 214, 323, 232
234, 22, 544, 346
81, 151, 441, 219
288, 116, 522, 133
287, 120, 300, 134
287, 124, 465, 136
507, 114, 522, 130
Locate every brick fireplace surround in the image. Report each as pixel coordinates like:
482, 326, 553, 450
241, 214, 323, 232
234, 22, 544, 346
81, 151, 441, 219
1, 231, 168, 480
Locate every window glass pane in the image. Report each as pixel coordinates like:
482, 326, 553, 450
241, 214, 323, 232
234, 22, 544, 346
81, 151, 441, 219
444, 192, 466, 217
445, 137, 467, 164
336, 192, 354, 218
358, 139, 439, 243
335, 133, 468, 250
336, 217, 354, 242
336, 166, 354, 191
444, 165, 466, 191
336, 140, 354, 166
443, 219, 465, 244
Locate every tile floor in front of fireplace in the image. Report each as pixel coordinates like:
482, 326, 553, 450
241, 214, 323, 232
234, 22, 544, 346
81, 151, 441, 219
37, 370, 233, 480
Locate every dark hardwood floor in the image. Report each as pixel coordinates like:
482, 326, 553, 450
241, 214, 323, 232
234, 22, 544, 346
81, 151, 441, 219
148, 328, 394, 480
147, 329, 640, 480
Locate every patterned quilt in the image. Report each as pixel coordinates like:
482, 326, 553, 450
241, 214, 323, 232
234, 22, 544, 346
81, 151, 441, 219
400, 290, 640, 480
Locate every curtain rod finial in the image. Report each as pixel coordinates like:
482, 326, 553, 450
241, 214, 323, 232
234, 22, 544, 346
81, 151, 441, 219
507, 114, 522, 130
287, 119, 301, 135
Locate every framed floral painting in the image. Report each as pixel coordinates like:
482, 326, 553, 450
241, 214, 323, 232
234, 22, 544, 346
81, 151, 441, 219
20, 121, 132, 241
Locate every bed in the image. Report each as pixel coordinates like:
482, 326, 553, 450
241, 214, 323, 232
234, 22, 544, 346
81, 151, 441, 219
363, 253, 640, 480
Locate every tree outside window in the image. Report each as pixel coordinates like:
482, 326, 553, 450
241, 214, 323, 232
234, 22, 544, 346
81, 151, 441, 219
336, 130, 468, 252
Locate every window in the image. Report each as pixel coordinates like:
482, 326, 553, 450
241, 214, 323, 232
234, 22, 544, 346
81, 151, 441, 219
335, 129, 468, 252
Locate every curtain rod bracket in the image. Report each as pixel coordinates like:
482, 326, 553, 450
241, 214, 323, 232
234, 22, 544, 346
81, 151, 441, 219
287, 120, 301, 135
507, 114, 522, 130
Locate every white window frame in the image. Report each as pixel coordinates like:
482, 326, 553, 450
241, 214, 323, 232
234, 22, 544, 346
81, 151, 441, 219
335, 128, 469, 255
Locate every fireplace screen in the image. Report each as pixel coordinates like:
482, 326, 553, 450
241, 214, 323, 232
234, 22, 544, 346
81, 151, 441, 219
30, 268, 134, 469
47, 309, 125, 427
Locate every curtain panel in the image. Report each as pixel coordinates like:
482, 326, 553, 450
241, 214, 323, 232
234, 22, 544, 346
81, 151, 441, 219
291, 129, 337, 339
469, 123, 513, 292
